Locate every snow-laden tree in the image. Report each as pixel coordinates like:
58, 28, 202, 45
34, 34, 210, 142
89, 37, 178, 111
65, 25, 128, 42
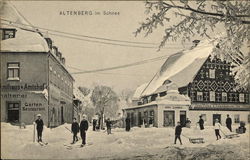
135, 0, 250, 89
90, 85, 119, 129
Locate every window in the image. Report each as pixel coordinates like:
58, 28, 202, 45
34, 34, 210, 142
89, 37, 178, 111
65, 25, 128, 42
209, 69, 215, 78
234, 115, 240, 123
149, 110, 154, 125
1, 28, 16, 40
197, 92, 203, 101
210, 91, 215, 102
222, 92, 227, 102
239, 94, 245, 102
201, 114, 207, 121
7, 62, 20, 80
248, 115, 250, 123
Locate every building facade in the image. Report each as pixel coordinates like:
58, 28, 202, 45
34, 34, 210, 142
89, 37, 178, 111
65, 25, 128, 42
0, 2, 74, 126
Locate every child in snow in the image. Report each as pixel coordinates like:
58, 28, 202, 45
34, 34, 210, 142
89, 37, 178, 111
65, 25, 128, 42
174, 122, 182, 145
80, 115, 89, 147
106, 118, 112, 135
214, 119, 222, 140
35, 114, 44, 142
71, 117, 79, 144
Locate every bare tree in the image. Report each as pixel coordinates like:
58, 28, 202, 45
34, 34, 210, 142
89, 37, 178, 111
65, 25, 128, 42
135, 0, 250, 89
90, 85, 119, 129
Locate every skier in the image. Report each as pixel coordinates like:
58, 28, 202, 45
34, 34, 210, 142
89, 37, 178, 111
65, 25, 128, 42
35, 114, 44, 142
226, 114, 232, 132
214, 119, 222, 140
125, 117, 130, 131
71, 117, 79, 144
106, 118, 112, 135
198, 115, 204, 130
92, 119, 97, 131
80, 115, 89, 147
174, 122, 182, 145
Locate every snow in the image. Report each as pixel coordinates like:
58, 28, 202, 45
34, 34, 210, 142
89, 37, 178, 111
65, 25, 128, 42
132, 83, 148, 100
1, 122, 249, 159
0, 2, 49, 52
141, 40, 217, 96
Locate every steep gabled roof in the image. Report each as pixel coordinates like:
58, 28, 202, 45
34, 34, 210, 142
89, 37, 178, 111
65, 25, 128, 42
141, 40, 216, 96
0, 2, 49, 52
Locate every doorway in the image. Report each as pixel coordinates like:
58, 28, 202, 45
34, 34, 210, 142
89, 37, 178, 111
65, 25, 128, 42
180, 111, 186, 127
7, 102, 20, 123
163, 111, 175, 127
61, 106, 64, 124
213, 114, 221, 125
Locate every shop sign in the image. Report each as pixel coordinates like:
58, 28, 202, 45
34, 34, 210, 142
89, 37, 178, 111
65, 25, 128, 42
164, 106, 185, 109
192, 103, 250, 109
1, 83, 46, 91
22, 102, 45, 111
1, 93, 27, 98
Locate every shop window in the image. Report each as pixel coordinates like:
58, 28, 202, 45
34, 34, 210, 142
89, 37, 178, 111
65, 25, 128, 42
197, 92, 203, 101
210, 91, 215, 102
209, 69, 215, 78
7, 62, 20, 80
222, 92, 227, 102
1, 28, 16, 40
234, 114, 240, 123
201, 114, 207, 121
239, 94, 245, 102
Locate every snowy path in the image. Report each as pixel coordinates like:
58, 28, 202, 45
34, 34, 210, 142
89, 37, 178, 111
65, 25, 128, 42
1, 122, 249, 159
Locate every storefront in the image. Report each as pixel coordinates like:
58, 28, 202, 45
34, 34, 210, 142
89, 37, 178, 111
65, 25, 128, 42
123, 90, 191, 128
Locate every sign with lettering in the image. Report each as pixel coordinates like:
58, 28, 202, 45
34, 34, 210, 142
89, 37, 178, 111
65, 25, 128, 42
191, 103, 250, 110
1, 83, 46, 91
1, 93, 27, 98
22, 102, 46, 111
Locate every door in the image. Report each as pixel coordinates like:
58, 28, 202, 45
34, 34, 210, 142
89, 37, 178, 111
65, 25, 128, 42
7, 102, 20, 123
61, 106, 64, 124
180, 111, 186, 127
213, 114, 221, 125
131, 112, 134, 127
163, 111, 175, 127
138, 112, 142, 126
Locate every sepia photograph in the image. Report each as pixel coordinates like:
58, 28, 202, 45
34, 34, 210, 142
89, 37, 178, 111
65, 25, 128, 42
0, 0, 250, 159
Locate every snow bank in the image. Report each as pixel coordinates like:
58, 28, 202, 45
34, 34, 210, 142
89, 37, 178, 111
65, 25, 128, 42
1, 122, 249, 159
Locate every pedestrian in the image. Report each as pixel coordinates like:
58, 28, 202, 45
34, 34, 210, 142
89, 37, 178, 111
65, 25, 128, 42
80, 115, 89, 147
198, 115, 204, 130
106, 118, 112, 135
71, 117, 79, 144
174, 122, 182, 145
35, 114, 44, 142
226, 114, 232, 132
125, 117, 130, 131
214, 119, 222, 140
93, 119, 97, 131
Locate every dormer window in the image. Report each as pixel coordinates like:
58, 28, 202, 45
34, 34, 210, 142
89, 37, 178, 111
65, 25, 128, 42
0, 28, 17, 40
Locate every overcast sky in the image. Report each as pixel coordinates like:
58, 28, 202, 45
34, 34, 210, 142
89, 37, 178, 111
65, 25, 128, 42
12, 1, 195, 93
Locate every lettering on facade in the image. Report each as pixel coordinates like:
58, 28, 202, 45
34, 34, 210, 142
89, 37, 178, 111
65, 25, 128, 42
1, 83, 46, 91
22, 102, 45, 111
192, 104, 249, 109
1, 93, 27, 98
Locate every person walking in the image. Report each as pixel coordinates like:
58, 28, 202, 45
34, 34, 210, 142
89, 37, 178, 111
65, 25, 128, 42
198, 115, 204, 130
80, 115, 89, 147
125, 117, 130, 131
92, 119, 97, 131
71, 117, 79, 144
214, 119, 222, 140
106, 118, 112, 135
226, 114, 232, 132
174, 122, 182, 145
35, 114, 44, 142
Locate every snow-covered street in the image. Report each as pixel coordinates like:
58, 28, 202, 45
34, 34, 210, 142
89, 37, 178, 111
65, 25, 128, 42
1, 122, 249, 159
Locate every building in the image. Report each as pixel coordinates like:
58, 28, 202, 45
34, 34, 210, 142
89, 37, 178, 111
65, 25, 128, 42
0, 2, 74, 126
73, 86, 85, 122
123, 40, 250, 127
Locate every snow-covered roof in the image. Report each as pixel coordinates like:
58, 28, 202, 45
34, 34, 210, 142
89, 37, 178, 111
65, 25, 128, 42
141, 40, 216, 96
132, 83, 148, 100
0, 2, 49, 52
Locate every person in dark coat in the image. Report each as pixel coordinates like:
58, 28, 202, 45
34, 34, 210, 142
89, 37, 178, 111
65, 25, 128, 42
125, 117, 130, 131
35, 114, 44, 142
106, 118, 112, 135
93, 119, 97, 131
198, 115, 204, 130
226, 114, 232, 132
80, 115, 89, 147
71, 117, 79, 144
174, 122, 182, 145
